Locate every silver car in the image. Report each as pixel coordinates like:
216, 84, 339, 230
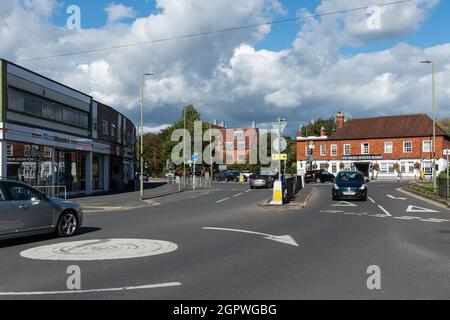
0, 180, 83, 240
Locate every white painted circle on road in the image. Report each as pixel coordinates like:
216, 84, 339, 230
20, 239, 178, 261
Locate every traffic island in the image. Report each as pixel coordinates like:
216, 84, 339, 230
258, 186, 315, 210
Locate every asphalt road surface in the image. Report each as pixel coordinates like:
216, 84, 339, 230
0, 181, 449, 300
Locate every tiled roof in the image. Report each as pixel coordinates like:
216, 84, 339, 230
329, 114, 448, 140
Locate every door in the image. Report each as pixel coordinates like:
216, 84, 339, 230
3, 182, 55, 233
0, 183, 22, 235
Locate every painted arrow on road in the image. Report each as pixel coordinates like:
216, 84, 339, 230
202, 227, 299, 247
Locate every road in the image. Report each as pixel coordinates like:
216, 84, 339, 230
0, 181, 449, 300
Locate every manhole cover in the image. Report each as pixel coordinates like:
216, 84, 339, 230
20, 239, 178, 261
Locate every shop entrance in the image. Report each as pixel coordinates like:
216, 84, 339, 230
355, 162, 370, 178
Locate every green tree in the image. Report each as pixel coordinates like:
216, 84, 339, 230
143, 133, 165, 175
301, 117, 336, 137
438, 118, 450, 134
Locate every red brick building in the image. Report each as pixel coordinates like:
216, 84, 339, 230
297, 113, 450, 179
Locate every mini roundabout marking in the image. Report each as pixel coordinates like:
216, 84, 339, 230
20, 239, 178, 261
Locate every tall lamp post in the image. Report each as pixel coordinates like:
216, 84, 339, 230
421, 60, 437, 190
140, 73, 153, 200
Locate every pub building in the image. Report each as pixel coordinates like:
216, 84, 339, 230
0, 59, 136, 196
297, 113, 450, 180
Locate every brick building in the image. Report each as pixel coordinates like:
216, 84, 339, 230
297, 113, 450, 180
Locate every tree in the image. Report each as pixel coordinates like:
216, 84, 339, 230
143, 133, 165, 175
301, 118, 336, 137
438, 118, 450, 134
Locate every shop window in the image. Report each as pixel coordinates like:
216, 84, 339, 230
7, 145, 13, 157
44, 147, 52, 158
332, 163, 337, 174
380, 164, 388, 173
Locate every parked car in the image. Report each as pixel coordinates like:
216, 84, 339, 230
332, 171, 368, 201
221, 171, 239, 182
215, 172, 229, 181
305, 170, 335, 184
250, 175, 274, 189
0, 180, 83, 240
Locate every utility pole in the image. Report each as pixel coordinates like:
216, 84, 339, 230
140, 73, 152, 200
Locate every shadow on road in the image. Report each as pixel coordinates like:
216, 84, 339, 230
0, 227, 102, 249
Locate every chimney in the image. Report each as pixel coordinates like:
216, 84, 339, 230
220, 121, 225, 128
252, 121, 256, 129
213, 120, 218, 126
320, 126, 326, 137
336, 112, 345, 130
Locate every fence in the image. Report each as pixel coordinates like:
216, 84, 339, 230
437, 177, 449, 199
176, 176, 212, 192
34, 185, 67, 200
285, 176, 303, 204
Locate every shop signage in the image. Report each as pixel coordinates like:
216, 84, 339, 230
342, 155, 383, 161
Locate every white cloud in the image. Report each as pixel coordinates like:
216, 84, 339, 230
105, 3, 137, 25
0, 0, 448, 135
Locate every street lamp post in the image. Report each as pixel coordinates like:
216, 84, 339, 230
421, 60, 437, 190
140, 73, 153, 200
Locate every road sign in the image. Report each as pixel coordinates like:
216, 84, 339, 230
273, 138, 287, 153
272, 154, 287, 161
192, 153, 199, 162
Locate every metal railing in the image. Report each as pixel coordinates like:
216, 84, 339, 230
437, 177, 449, 200
34, 185, 68, 200
285, 176, 303, 204
177, 176, 212, 192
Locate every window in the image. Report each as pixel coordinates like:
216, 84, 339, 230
331, 145, 337, 156
320, 163, 326, 170
385, 142, 393, 154
111, 124, 116, 138
344, 144, 351, 156
235, 132, 244, 140
404, 141, 412, 153
401, 162, 407, 173
361, 143, 370, 155
423, 140, 432, 153
24, 145, 31, 157
226, 154, 234, 162
238, 155, 245, 162
320, 145, 327, 156
44, 147, 52, 158
102, 120, 109, 135
380, 163, 388, 174
237, 141, 246, 150
306, 145, 314, 156
332, 163, 337, 174
423, 162, 432, 175
7, 145, 13, 157
3, 182, 42, 201
388, 163, 395, 173
7, 88, 89, 129
32, 145, 39, 157
225, 142, 234, 151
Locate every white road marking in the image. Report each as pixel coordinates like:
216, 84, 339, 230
420, 218, 449, 223
407, 205, 439, 213
0, 282, 181, 296
246, 190, 252, 193
368, 197, 376, 204
377, 205, 392, 217
387, 195, 407, 200
233, 193, 243, 198
368, 214, 389, 218
320, 210, 345, 214
216, 198, 231, 204
20, 239, 178, 261
394, 216, 422, 221
331, 201, 358, 207
203, 227, 299, 247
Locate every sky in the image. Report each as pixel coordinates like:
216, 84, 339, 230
0, 0, 449, 136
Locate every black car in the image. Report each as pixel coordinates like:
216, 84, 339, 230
305, 170, 335, 183
225, 171, 241, 182
332, 171, 368, 201
215, 172, 229, 181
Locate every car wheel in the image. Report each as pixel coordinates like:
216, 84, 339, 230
56, 211, 79, 238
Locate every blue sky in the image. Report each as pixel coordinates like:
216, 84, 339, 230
52, 0, 450, 54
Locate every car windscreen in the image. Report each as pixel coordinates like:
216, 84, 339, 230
336, 172, 364, 182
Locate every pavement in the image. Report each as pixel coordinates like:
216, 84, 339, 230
0, 181, 450, 300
